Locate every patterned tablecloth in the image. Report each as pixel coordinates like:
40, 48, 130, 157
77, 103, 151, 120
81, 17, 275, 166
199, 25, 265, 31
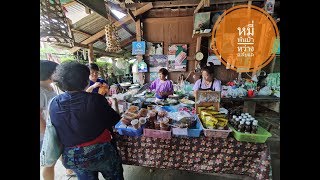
116, 135, 271, 180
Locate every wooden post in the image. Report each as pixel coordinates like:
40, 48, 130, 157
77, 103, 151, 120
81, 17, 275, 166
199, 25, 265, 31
135, 18, 142, 61
195, 36, 202, 69
135, 18, 141, 42
88, 43, 94, 63
135, 18, 145, 85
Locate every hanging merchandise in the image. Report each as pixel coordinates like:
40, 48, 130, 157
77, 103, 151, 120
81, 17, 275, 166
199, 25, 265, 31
105, 24, 121, 52
40, 0, 74, 47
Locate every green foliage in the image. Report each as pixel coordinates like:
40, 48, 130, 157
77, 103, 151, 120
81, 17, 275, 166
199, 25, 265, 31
40, 45, 76, 62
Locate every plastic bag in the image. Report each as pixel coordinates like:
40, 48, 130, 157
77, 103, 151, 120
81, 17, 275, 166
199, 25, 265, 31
258, 86, 272, 96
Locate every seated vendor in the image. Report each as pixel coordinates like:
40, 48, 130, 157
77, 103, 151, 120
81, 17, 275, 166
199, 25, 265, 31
149, 68, 173, 99
192, 62, 221, 97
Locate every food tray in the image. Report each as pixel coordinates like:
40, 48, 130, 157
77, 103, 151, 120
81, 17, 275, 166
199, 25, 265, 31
229, 125, 272, 143
172, 115, 203, 137
198, 115, 232, 138
115, 121, 143, 137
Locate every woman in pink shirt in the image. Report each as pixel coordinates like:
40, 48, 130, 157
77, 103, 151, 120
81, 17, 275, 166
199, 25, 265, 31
149, 68, 173, 99
192, 62, 221, 97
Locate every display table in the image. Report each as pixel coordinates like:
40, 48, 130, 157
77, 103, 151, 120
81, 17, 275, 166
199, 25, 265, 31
221, 95, 280, 116
116, 135, 271, 180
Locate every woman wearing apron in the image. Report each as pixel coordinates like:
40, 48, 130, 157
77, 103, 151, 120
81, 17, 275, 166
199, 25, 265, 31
192, 62, 222, 97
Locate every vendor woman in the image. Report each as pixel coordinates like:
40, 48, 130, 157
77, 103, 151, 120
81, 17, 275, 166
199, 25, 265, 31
149, 68, 173, 99
192, 62, 221, 97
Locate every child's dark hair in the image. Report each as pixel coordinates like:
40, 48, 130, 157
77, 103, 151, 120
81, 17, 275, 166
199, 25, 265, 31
158, 68, 169, 76
87, 63, 99, 71
202, 62, 215, 76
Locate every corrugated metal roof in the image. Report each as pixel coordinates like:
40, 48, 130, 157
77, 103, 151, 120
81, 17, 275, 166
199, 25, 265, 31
127, 22, 136, 33
65, 3, 134, 55
73, 33, 88, 43
118, 28, 132, 41
72, 13, 110, 35
65, 3, 89, 24
93, 41, 106, 50
124, 44, 132, 51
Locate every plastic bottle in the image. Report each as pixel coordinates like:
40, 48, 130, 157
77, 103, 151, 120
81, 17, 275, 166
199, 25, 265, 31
237, 121, 245, 132
251, 121, 258, 134
245, 121, 251, 134
234, 118, 240, 129
230, 115, 237, 126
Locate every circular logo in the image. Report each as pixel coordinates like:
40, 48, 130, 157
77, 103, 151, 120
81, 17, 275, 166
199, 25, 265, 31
211, 5, 280, 72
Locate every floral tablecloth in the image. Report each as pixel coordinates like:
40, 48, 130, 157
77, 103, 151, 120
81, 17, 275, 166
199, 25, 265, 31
116, 135, 271, 180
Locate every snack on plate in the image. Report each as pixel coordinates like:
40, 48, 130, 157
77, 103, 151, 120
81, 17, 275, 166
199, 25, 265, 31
120, 118, 131, 125
180, 98, 195, 105
123, 112, 139, 120
138, 108, 148, 117
127, 105, 139, 113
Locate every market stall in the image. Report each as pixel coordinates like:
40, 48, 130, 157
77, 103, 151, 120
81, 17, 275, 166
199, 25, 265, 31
112, 88, 273, 179
40, 0, 280, 179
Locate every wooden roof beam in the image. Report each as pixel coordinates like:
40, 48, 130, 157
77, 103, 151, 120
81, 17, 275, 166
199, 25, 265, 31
125, 0, 265, 9
106, 1, 128, 15
113, 2, 153, 27
108, 11, 136, 36
71, 29, 105, 44
194, 0, 205, 14
127, 9, 137, 22
121, 36, 136, 48
69, 3, 152, 53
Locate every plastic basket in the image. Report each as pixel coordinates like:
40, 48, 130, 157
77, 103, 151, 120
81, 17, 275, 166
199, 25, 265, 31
197, 115, 232, 138
143, 128, 172, 139
115, 121, 143, 137
229, 126, 272, 143
172, 115, 203, 137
